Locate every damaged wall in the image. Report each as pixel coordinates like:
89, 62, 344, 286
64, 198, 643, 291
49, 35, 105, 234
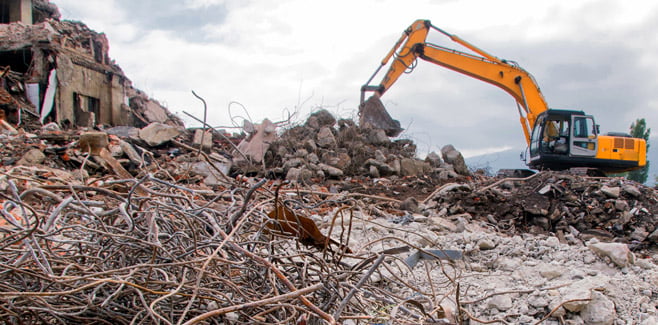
0, 0, 33, 24
55, 52, 131, 127
0, 0, 182, 129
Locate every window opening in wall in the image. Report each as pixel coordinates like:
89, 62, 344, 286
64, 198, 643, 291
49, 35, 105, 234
0, 49, 33, 73
0, 1, 10, 23
73, 92, 100, 127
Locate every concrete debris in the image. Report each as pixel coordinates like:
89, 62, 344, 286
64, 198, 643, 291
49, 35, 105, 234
580, 291, 616, 325
17, 148, 46, 165
138, 122, 183, 147
441, 144, 469, 175
192, 128, 213, 150
600, 185, 621, 198
234, 118, 277, 165
359, 95, 403, 137
588, 241, 635, 267
0, 106, 655, 324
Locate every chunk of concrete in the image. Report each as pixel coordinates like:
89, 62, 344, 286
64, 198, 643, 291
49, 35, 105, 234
318, 163, 343, 178
400, 158, 429, 177
139, 122, 182, 147
600, 185, 620, 198
306, 109, 336, 129
441, 145, 469, 175
588, 242, 635, 267
622, 184, 641, 197
17, 148, 46, 166
316, 127, 337, 148
234, 119, 277, 164
580, 291, 616, 325
79, 132, 109, 155
193, 129, 213, 150
359, 96, 403, 137
487, 294, 512, 311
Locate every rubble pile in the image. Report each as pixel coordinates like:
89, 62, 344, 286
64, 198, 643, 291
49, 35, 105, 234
261, 109, 469, 183
425, 171, 658, 247
0, 108, 655, 324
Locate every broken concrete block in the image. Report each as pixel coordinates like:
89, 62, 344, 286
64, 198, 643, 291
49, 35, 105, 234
282, 157, 304, 170
105, 126, 140, 140
588, 242, 635, 267
622, 184, 642, 197
562, 285, 592, 312
359, 95, 403, 137
441, 145, 469, 175
17, 148, 46, 165
600, 185, 620, 198
119, 140, 143, 165
235, 119, 277, 164
477, 238, 496, 250
374, 150, 387, 162
365, 129, 390, 145
142, 100, 169, 123
139, 122, 182, 147
316, 127, 337, 148
425, 151, 442, 168
318, 163, 343, 178
429, 216, 458, 232
285, 167, 312, 183
79, 132, 109, 155
321, 151, 351, 170
305, 109, 336, 129
487, 294, 512, 311
365, 158, 394, 175
193, 129, 213, 150
369, 165, 380, 178
303, 139, 317, 153
400, 158, 428, 177
538, 263, 563, 280
580, 291, 616, 325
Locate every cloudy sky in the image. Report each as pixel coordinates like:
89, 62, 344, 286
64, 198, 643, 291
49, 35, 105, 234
53, 0, 657, 165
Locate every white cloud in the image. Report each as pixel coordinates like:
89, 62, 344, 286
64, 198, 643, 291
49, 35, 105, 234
184, 0, 225, 9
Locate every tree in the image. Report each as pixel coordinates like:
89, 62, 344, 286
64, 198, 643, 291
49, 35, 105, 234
627, 118, 650, 184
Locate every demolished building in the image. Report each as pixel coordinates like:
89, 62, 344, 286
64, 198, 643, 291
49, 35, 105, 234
0, 0, 182, 129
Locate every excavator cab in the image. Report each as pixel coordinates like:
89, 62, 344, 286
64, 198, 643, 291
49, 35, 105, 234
528, 109, 608, 172
530, 110, 594, 156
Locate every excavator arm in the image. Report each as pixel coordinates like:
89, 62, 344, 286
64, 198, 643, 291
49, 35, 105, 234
361, 19, 550, 145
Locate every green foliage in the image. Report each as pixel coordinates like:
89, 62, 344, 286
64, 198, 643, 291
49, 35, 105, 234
627, 118, 650, 184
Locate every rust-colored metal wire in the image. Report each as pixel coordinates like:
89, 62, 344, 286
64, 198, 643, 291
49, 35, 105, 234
0, 171, 461, 324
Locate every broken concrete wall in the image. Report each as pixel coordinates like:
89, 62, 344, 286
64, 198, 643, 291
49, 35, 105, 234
0, 1, 183, 129
55, 52, 129, 127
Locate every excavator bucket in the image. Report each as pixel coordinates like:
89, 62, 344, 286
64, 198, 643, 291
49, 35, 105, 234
359, 95, 403, 137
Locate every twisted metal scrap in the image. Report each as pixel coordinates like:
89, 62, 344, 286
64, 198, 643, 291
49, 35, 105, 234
0, 170, 460, 324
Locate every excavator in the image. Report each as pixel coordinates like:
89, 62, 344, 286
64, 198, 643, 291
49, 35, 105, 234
360, 19, 646, 175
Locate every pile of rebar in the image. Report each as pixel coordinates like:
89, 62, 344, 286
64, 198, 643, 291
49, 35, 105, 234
0, 168, 459, 324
